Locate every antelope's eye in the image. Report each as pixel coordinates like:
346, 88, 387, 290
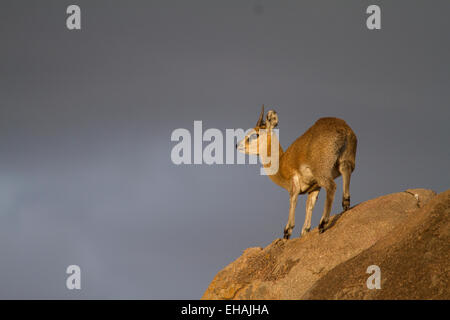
249, 133, 259, 140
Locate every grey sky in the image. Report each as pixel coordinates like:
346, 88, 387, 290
0, 1, 449, 298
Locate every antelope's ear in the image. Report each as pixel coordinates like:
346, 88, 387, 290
266, 110, 278, 129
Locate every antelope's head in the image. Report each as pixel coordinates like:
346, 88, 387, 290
237, 105, 279, 156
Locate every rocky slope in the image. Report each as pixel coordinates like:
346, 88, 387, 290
202, 188, 449, 300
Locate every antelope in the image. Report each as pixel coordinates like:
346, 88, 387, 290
237, 106, 357, 239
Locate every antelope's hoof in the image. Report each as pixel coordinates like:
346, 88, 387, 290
301, 228, 310, 237
342, 197, 350, 211
283, 228, 291, 240
318, 219, 328, 234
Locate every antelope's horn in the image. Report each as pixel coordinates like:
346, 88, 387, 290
256, 104, 265, 127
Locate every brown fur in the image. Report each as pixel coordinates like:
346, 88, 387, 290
280, 117, 357, 191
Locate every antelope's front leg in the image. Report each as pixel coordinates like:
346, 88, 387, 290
283, 179, 301, 239
283, 193, 299, 239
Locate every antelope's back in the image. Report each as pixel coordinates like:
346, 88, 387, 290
283, 117, 356, 171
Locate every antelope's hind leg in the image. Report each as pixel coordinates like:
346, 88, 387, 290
339, 161, 353, 211
301, 189, 320, 237
317, 177, 336, 233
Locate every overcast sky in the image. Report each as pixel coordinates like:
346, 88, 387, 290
0, 0, 449, 298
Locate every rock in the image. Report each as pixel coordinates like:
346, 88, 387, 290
303, 189, 450, 299
202, 188, 449, 300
